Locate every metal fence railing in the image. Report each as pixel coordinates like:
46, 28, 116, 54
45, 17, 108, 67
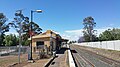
0, 45, 51, 59
0, 46, 29, 56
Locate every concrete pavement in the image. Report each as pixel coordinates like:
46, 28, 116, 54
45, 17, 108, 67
49, 48, 68, 67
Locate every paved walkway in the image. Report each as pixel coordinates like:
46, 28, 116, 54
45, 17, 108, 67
49, 48, 68, 67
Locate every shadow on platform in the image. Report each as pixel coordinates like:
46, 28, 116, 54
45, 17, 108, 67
56, 48, 68, 54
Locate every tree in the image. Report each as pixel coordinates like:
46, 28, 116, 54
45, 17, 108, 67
9, 10, 42, 46
4, 34, 19, 46
8, 10, 27, 47
22, 21, 42, 46
82, 16, 96, 42
22, 22, 42, 40
99, 28, 120, 41
0, 13, 9, 46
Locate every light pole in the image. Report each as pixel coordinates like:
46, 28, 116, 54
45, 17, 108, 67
29, 10, 42, 61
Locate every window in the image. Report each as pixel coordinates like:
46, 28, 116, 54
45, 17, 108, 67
36, 41, 44, 49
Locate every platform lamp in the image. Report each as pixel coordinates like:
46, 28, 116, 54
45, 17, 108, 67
29, 10, 42, 61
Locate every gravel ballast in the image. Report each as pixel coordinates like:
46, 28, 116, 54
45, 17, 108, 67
73, 44, 120, 62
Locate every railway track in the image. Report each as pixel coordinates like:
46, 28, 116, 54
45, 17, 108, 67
71, 46, 95, 67
72, 53, 81, 67
71, 45, 120, 67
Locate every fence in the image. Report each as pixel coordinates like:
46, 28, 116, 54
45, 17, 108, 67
75, 40, 120, 51
0, 46, 29, 56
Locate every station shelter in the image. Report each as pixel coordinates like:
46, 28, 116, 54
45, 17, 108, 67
29, 30, 68, 55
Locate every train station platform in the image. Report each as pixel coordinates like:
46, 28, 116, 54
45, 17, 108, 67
49, 48, 68, 67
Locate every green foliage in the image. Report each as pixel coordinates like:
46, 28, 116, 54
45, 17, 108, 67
21, 19, 42, 46
8, 10, 42, 46
0, 34, 5, 46
82, 16, 97, 42
83, 34, 90, 42
0, 11, 42, 46
4, 34, 30, 46
22, 22, 42, 41
22, 40, 30, 46
99, 28, 120, 41
4, 34, 19, 46
0, 13, 9, 46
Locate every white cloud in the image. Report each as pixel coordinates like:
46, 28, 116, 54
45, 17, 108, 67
109, 23, 114, 27
65, 29, 83, 33
62, 27, 119, 41
61, 29, 83, 41
61, 34, 71, 40
65, 29, 83, 36
5, 28, 18, 36
5, 32, 18, 36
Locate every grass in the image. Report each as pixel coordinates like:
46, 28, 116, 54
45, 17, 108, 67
0, 54, 28, 67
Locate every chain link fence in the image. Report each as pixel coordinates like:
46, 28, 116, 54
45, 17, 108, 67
0, 46, 29, 56
0, 46, 51, 59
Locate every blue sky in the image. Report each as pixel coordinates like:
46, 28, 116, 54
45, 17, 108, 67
1, 0, 120, 40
